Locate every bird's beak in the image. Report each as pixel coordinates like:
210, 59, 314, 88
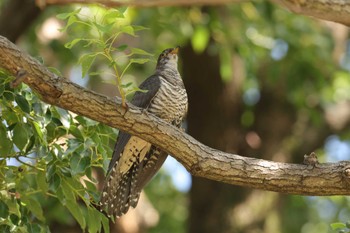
170, 46, 180, 55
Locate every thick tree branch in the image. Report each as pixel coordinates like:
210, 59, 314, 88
272, 0, 350, 26
1, 35, 350, 195
43, 0, 350, 26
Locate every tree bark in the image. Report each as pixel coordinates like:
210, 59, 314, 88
44, 0, 350, 26
1, 35, 350, 196
182, 43, 247, 233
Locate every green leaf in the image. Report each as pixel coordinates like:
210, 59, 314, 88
57, 8, 82, 32
132, 25, 149, 32
56, 8, 81, 20
69, 125, 84, 140
132, 86, 149, 93
87, 208, 102, 233
60, 15, 79, 32
121, 82, 133, 88
104, 9, 124, 21
130, 58, 149, 65
65, 38, 84, 49
119, 25, 135, 36
130, 47, 153, 56
49, 173, 61, 192
0, 125, 12, 156
15, 94, 31, 113
37, 171, 48, 193
24, 135, 35, 154
65, 200, 86, 230
101, 214, 110, 233
27, 223, 42, 233
3, 91, 14, 101
330, 222, 346, 230
21, 196, 45, 221
116, 44, 128, 51
70, 154, 91, 175
0, 199, 9, 218
47, 67, 62, 76
32, 121, 45, 144
79, 53, 97, 77
0, 225, 11, 233
93, 22, 115, 34
88, 71, 104, 76
12, 123, 29, 151
62, 179, 76, 201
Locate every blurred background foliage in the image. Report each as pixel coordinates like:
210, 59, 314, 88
1, 0, 350, 232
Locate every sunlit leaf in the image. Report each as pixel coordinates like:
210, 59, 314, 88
119, 25, 135, 36
93, 22, 115, 34
104, 9, 124, 21
59, 15, 78, 32
78, 53, 97, 77
57, 8, 82, 32
130, 47, 153, 56
65, 38, 84, 49
130, 58, 149, 64
116, 44, 128, 51
121, 82, 133, 88
56, 8, 81, 20
31, 121, 45, 144
330, 222, 346, 230
132, 25, 149, 32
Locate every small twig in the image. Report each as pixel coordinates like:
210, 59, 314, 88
14, 155, 44, 171
10, 69, 28, 88
303, 152, 319, 168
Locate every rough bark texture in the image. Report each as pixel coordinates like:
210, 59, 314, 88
1, 35, 350, 196
44, 0, 350, 26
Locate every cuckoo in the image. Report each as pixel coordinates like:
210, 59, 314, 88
100, 47, 188, 218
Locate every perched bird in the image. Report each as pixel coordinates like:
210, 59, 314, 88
100, 47, 188, 218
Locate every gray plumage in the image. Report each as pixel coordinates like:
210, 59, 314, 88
100, 47, 188, 218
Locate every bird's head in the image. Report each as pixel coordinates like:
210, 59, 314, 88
156, 46, 179, 71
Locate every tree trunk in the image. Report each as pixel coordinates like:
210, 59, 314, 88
182, 43, 249, 233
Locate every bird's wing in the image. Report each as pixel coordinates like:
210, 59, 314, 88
106, 75, 161, 174
131, 74, 161, 108
102, 75, 164, 217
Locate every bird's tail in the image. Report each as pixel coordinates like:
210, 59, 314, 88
99, 162, 141, 218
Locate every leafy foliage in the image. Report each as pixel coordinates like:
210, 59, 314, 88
0, 70, 114, 232
331, 221, 350, 233
58, 7, 153, 107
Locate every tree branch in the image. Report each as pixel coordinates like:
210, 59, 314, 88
271, 0, 350, 26
1, 35, 350, 195
43, 0, 350, 26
